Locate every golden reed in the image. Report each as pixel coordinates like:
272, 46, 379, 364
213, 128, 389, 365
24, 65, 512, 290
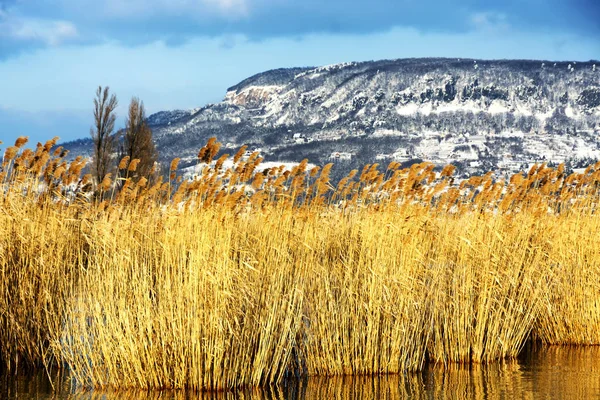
1, 136, 600, 391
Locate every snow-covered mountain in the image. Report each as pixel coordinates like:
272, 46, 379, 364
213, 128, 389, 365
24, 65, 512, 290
64, 58, 600, 179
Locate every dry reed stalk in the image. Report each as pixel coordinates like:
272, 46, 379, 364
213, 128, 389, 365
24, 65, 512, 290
533, 212, 600, 345
2, 136, 600, 394
296, 209, 433, 376
426, 213, 551, 364
49, 209, 306, 391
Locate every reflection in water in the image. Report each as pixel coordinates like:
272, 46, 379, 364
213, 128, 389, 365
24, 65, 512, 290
519, 345, 600, 399
3, 346, 600, 399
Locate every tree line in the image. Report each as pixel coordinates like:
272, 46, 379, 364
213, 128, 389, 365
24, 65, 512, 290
90, 86, 158, 191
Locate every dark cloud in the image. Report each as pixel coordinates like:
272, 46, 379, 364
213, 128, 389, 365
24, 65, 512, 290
0, 0, 598, 58
566, 0, 600, 34
475, 0, 600, 35
81, 0, 600, 43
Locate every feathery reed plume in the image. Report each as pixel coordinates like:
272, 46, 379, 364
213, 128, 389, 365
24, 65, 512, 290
100, 173, 112, 191
309, 166, 320, 178
81, 173, 93, 186
170, 158, 180, 172
53, 165, 66, 180
43, 137, 59, 152
14, 136, 28, 148
198, 137, 222, 164
53, 146, 64, 157
440, 164, 456, 177
118, 156, 130, 170
3, 146, 18, 163
233, 145, 248, 164
128, 158, 140, 172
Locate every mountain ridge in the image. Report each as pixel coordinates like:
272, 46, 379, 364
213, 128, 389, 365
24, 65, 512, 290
63, 57, 600, 179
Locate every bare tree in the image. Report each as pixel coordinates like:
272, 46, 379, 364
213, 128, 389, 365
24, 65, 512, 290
90, 86, 118, 185
121, 97, 158, 181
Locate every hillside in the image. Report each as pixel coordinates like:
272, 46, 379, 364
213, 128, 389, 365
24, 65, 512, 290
64, 58, 600, 179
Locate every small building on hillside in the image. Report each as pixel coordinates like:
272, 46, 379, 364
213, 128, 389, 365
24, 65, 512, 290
329, 152, 352, 161
392, 148, 411, 161
376, 154, 393, 161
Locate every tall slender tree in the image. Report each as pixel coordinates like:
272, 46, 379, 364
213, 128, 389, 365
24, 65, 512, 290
90, 86, 118, 185
122, 97, 158, 181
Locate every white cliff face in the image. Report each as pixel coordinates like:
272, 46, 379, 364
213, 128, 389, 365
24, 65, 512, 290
225, 85, 284, 108
219, 58, 599, 133
64, 58, 600, 178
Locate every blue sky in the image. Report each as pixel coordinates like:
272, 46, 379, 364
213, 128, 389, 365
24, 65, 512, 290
1, 0, 599, 147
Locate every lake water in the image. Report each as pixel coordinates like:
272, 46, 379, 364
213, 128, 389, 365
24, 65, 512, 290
3, 345, 600, 399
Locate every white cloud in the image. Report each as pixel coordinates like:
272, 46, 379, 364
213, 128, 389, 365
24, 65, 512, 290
204, 0, 248, 15
14, 19, 77, 45
0, 12, 78, 45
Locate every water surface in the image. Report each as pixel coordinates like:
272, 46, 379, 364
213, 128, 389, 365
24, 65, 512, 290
3, 345, 599, 399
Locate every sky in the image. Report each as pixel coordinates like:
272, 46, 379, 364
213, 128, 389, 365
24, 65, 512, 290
0, 0, 599, 147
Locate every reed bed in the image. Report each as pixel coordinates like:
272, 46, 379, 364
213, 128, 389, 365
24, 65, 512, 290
1, 136, 600, 392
